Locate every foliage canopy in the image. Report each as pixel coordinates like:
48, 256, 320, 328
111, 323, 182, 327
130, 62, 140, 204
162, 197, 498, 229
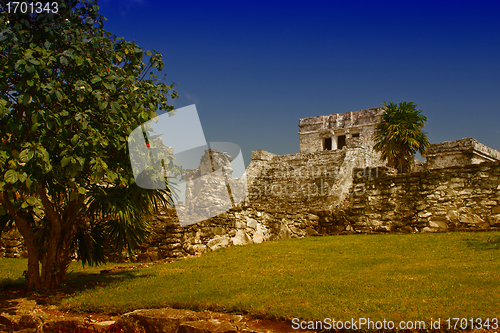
374, 101, 430, 173
0, 0, 178, 290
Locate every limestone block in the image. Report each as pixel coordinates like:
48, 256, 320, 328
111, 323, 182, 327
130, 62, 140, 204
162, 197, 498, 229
118, 308, 198, 333
278, 224, 292, 239
207, 236, 230, 251
232, 230, 253, 246
234, 221, 246, 229
374, 225, 390, 232
488, 214, 500, 226
148, 251, 159, 261
308, 214, 320, 221
400, 226, 413, 234
191, 244, 208, 255
246, 218, 258, 229
458, 189, 473, 195
429, 220, 448, 231
459, 213, 485, 224
492, 206, 500, 214
253, 231, 264, 243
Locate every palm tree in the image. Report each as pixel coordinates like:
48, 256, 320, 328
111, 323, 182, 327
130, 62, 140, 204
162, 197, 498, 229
374, 101, 430, 173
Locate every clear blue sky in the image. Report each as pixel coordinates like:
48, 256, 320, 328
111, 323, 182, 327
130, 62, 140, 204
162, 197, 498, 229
99, 0, 500, 166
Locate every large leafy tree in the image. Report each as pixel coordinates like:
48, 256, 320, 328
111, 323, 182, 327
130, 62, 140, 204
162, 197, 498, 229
374, 101, 430, 173
0, 0, 178, 290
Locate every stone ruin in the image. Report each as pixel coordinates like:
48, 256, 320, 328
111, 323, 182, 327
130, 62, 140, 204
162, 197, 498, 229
2, 107, 500, 261
298, 107, 383, 153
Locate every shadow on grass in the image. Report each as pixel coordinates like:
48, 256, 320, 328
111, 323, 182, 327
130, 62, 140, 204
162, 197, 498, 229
0, 265, 152, 308
0, 276, 27, 290
464, 235, 500, 251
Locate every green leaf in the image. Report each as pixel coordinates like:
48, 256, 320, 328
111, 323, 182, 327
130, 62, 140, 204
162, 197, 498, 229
26, 196, 37, 205
78, 187, 86, 195
99, 100, 108, 110
15, 59, 26, 67
63, 49, 75, 58
61, 156, 71, 167
71, 134, 80, 145
22, 94, 32, 106
75, 56, 84, 66
76, 156, 85, 167
69, 164, 79, 177
33, 207, 42, 216
4, 170, 18, 184
25, 177, 32, 188
55, 90, 63, 102
29, 59, 40, 65
18, 173, 27, 183
91, 75, 102, 84
110, 101, 120, 113
60, 56, 69, 66
19, 149, 34, 163
39, 148, 49, 162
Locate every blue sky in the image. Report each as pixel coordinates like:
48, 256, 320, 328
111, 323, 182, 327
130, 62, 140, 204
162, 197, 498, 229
99, 0, 500, 166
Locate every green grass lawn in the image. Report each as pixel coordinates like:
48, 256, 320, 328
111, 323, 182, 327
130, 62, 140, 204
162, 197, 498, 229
1, 232, 500, 322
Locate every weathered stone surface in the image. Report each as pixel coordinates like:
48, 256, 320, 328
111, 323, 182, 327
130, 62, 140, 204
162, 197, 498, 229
488, 214, 500, 226
342, 161, 500, 234
232, 230, 252, 246
429, 220, 448, 231
207, 236, 231, 251
460, 214, 485, 224
0, 298, 45, 332
117, 308, 264, 333
118, 308, 199, 333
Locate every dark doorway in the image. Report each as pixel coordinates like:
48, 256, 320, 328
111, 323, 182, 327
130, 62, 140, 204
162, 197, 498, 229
352, 133, 360, 138
338, 135, 346, 149
324, 137, 332, 150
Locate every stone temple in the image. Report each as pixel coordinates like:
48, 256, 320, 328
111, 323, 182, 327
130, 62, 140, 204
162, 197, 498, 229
298, 107, 383, 153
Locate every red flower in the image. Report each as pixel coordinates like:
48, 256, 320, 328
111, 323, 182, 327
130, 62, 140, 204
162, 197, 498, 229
146, 143, 150, 148
106, 66, 110, 72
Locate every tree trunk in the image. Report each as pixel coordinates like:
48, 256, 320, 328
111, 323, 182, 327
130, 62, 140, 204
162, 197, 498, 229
16, 218, 41, 290
1, 192, 41, 290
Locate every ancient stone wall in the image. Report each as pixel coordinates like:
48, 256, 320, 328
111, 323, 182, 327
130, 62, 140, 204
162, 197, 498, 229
426, 138, 500, 170
0, 227, 27, 258
327, 161, 500, 234
119, 145, 385, 262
